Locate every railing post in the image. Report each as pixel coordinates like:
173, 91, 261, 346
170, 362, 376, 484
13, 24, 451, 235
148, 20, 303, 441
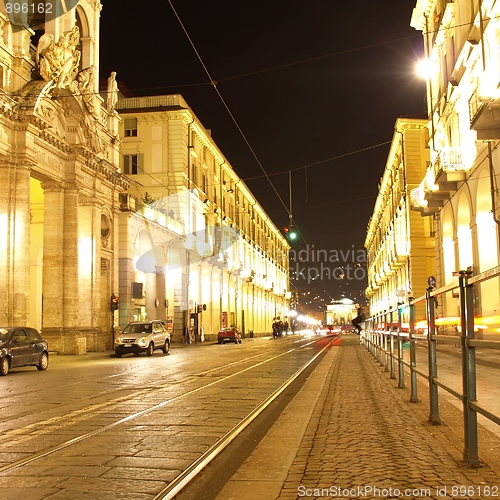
427, 287, 441, 425
384, 325, 389, 372
409, 298, 418, 403
390, 310, 396, 378
461, 270, 480, 467
380, 313, 386, 371
397, 303, 405, 389
371, 317, 377, 356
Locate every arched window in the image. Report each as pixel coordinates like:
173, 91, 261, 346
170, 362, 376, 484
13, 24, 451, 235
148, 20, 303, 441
75, 10, 84, 72
75, 7, 91, 71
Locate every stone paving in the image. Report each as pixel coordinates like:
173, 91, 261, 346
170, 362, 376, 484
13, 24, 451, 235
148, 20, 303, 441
216, 338, 500, 500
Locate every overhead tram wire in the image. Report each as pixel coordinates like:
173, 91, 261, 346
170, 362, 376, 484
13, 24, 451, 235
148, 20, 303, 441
167, 0, 291, 220
242, 140, 392, 181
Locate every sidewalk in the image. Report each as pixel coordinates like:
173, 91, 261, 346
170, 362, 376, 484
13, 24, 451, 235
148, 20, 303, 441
216, 338, 500, 500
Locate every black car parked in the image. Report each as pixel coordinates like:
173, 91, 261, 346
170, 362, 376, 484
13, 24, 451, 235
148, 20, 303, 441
0, 327, 49, 376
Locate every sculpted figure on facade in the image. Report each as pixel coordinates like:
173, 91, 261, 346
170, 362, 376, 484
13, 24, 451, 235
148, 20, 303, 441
36, 27, 81, 89
76, 65, 99, 118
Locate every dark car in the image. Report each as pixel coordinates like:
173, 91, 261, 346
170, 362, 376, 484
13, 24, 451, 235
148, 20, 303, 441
114, 320, 171, 358
218, 327, 242, 344
0, 327, 49, 376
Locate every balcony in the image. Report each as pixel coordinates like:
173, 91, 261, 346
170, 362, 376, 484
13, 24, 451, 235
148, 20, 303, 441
409, 184, 439, 216
391, 241, 409, 269
469, 88, 500, 140
410, 151, 465, 215
432, 147, 467, 184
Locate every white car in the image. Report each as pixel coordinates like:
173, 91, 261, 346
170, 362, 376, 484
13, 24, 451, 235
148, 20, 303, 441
115, 321, 170, 358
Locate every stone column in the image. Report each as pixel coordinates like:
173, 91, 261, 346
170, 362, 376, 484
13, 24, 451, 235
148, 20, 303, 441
0, 162, 31, 325
118, 211, 136, 328
42, 182, 83, 354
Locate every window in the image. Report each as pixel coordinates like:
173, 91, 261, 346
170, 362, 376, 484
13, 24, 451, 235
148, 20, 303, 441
123, 154, 143, 175
14, 329, 29, 343
27, 328, 42, 341
191, 163, 198, 185
124, 118, 138, 137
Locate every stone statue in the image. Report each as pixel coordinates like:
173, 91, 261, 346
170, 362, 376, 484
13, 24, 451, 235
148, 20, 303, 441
107, 71, 118, 113
36, 26, 81, 89
77, 66, 99, 118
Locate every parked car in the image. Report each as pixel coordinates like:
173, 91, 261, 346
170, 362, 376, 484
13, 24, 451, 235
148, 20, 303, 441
114, 320, 171, 358
218, 327, 242, 344
0, 327, 49, 376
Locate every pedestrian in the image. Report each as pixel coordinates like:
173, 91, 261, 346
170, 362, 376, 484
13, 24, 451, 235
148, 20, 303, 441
277, 320, 284, 337
272, 319, 279, 338
283, 320, 289, 335
352, 306, 365, 334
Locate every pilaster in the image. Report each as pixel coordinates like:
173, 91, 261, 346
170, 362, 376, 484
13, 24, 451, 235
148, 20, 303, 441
78, 197, 103, 350
0, 162, 31, 325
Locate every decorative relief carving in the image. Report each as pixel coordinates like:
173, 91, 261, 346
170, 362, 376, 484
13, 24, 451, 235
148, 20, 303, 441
83, 158, 130, 189
85, 0, 103, 11
75, 65, 99, 118
39, 105, 56, 121
34, 148, 64, 171
82, 116, 103, 153
38, 129, 72, 153
36, 27, 80, 90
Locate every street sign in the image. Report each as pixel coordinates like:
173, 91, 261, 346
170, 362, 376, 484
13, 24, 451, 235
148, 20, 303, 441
428, 276, 436, 288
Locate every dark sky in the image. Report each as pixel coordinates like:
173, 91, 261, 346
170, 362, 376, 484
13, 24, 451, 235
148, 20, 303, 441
98, 1, 426, 305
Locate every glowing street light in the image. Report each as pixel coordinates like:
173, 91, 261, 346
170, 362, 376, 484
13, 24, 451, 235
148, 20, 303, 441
416, 59, 433, 79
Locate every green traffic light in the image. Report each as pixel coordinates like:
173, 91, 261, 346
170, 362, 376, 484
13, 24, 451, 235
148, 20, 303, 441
289, 230, 297, 240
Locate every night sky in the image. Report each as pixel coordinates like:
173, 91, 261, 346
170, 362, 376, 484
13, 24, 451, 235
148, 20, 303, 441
98, 1, 426, 306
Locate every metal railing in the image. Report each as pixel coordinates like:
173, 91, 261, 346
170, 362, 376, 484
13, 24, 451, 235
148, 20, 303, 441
361, 266, 500, 467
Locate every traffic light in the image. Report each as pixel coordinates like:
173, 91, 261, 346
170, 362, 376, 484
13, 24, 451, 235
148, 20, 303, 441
110, 294, 119, 311
284, 225, 298, 241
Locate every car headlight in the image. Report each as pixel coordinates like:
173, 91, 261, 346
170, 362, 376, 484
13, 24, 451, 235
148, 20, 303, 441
137, 336, 148, 346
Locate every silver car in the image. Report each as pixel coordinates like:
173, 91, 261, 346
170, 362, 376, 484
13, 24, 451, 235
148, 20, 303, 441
114, 321, 171, 358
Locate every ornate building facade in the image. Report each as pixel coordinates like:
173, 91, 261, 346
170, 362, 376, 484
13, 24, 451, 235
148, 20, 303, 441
365, 119, 435, 325
0, 2, 127, 353
410, 0, 500, 336
116, 95, 290, 340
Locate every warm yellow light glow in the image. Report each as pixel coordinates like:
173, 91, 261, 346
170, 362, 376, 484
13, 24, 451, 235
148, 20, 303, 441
416, 59, 433, 79
457, 225, 473, 270
479, 69, 500, 99
78, 237, 93, 279
435, 316, 460, 326
297, 315, 320, 325
415, 320, 427, 331
0, 213, 7, 251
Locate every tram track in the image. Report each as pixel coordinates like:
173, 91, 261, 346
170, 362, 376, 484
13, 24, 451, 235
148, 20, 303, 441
0, 350, 288, 445
0, 345, 278, 429
0, 335, 333, 492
